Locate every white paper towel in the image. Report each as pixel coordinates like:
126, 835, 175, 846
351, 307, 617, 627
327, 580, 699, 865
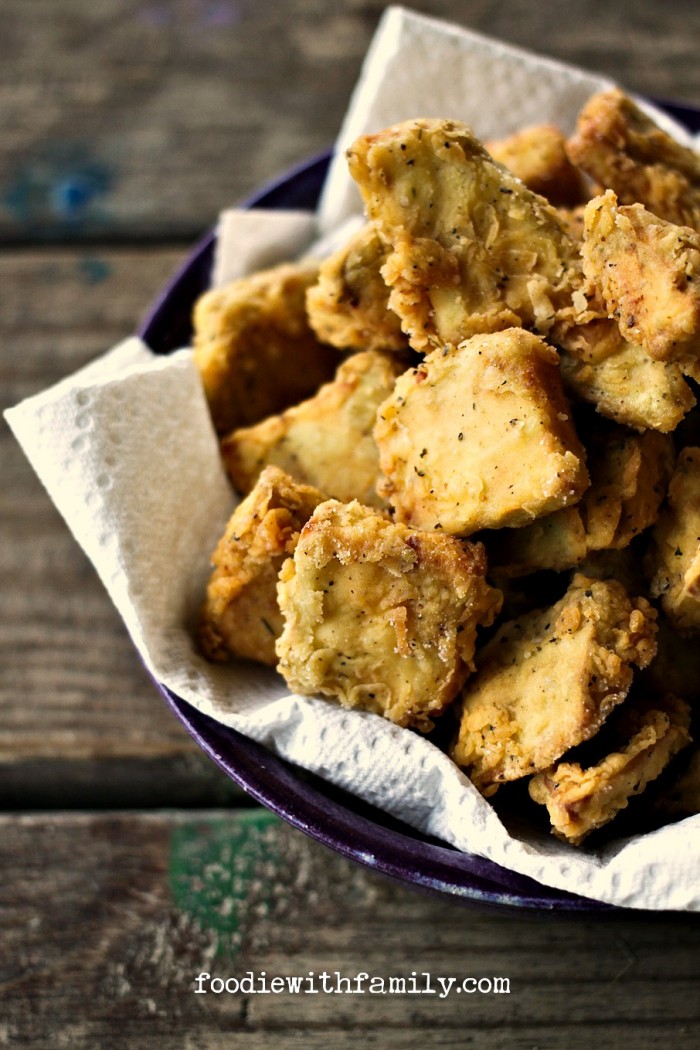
6, 7, 700, 910
213, 209, 318, 287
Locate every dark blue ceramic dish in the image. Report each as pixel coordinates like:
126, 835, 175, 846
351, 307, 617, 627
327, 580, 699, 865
139, 100, 700, 912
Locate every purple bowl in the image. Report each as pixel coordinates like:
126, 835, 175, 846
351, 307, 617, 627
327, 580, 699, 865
139, 100, 700, 912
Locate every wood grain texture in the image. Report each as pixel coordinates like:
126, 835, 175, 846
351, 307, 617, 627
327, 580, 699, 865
0, 0, 699, 243
0, 247, 242, 801
1, 811, 698, 1048
2, 7, 700, 1042
5, 1, 700, 789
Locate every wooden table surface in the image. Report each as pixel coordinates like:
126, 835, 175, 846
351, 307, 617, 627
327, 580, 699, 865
2, 2, 700, 1046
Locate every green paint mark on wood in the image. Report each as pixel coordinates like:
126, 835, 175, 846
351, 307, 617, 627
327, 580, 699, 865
169, 809, 279, 959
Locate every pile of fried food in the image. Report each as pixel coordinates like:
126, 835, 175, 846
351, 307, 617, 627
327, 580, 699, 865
193, 89, 700, 847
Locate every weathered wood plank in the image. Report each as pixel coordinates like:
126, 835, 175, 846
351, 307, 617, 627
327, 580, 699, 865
0, 811, 698, 1047
0, 248, 241, 801
2, 9, 699, 1046
4, 1025, 693, 1050
159, 1028, 700, 1050
0, 0, 699, 243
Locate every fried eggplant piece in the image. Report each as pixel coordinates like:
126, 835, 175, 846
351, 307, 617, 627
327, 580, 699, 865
199, 466, 326, 666
556, 318, 696, 433
567, 88, 700, 229
647, 447, 700, 634
529, 693, 692, 844
221, 350, 405, 507
556, 204, 586, 242
193, 260, 337, 435
373, 328, 588, 535
577, 425, 669, 550
450, 575, 657, 795
581, 190, 700, 362
484, 507, 588, 578
346, 118, 580, 353
486, 123, 587, 207
608, 429, 675, 547
306, 223, 408, 352
275, 500, 502, 730
486, 426, 673, 577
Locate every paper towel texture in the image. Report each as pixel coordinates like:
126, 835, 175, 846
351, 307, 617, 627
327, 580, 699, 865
318, 6, 615, 231
6, 8, 700, 910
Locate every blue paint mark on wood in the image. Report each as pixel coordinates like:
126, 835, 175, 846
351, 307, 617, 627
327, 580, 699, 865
78, 257, 112, 285
51, 175, 102, 221
2, 142, 114, 236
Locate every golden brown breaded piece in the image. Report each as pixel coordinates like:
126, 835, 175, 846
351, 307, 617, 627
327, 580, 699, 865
346, 118, 580, 353
306, 224, 408, 352
647, 447, 700, 634
576, 422, 672, 551
486, 426, 673, 577
609, 430, 674, 548
199, 466, 326, 666
484, 507, 588, 578
486, 123, 587, 207
373, 328, 588, 535
450, 575, 658, 795
556, 318, 696, 433
275, 499, 502, 730
221, 350, 405, 507
193, 260, 337, 435
529, 694, 692, 844
581, 190, 700, 362
556, 204, 586, 242
567, 89, 700, 229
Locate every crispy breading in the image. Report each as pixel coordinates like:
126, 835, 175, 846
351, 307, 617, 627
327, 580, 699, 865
485, 425, 672, 577
221, 350, 405, 507
576, 422, 672, 550
275, 500, 502, 730
576, 425, 644, 551
346, 118, 580, 353
556, 204, 586, 242
193, 260, 337, 435
608, 429, 674, 547
529, 694, 692, 844
199, 466, 326, 665
556, 318, 696, 432
484, 507, 588, 577
567, 88, 700, 229
486, 123, 587, 207
373, 328, 588, 535
306, 223, 408, 352
647, 447, 700, 634
581, 190, 700, 362
450, 575, 658, 795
